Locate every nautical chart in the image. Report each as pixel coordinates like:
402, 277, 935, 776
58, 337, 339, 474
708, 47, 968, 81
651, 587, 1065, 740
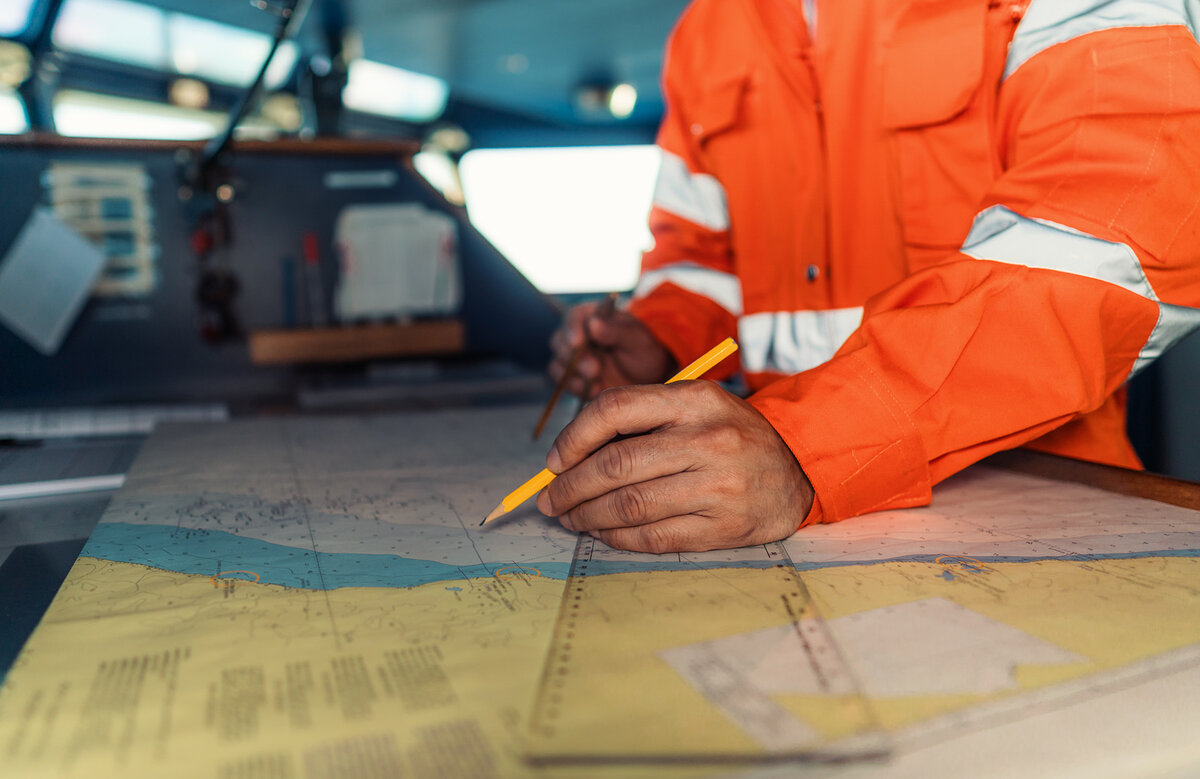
0, 405, 1198, 778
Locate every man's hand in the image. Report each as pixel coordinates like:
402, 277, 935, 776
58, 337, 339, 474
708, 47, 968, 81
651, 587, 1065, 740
536, 380, 814, 553
549, 302, 676, 400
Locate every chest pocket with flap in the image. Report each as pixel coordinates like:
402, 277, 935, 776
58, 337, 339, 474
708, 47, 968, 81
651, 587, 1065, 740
686, 70, 748, 148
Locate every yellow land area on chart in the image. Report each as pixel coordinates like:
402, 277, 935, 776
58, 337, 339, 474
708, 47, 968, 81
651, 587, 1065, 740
0, 557, 570, 779
1, 553, 1198, 778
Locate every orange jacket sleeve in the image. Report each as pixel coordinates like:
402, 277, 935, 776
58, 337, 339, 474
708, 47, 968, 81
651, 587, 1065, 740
749, 25, 1200, 525
625, 19, 742, 382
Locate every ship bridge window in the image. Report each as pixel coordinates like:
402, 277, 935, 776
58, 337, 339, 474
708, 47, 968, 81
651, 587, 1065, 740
54, 89, 222, 139
343, 59, 448, 123
0, 0, 36, 37
166, 14, 296, 88
53, 0, 167, 70
53, 0, 296, 88
459, 145, 661, 294
53, 89, 276, 140
0, 89, 27, 134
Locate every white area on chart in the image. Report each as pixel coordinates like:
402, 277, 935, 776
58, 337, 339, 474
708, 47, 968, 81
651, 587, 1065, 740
784, 468, 1200, 565
661, 598, 1082, 701
658, 635, 821, 751
94, 406, 581, 569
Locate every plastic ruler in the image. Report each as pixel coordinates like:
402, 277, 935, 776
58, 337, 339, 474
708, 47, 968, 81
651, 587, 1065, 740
526, 534, 889, 765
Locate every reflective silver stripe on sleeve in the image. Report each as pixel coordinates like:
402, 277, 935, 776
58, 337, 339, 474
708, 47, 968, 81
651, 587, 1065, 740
962, 205, 1156, 297
1006, 0, 1200, 80
739, 308, 864, 374
1143, 302, 1200, 369
652, 150, 731, 232
961, 204, 1200, 376
634, 262, 744, 316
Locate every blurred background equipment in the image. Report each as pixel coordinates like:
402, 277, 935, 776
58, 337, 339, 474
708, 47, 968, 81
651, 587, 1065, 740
333, 203, 460, 321
0, 0, 1194, 477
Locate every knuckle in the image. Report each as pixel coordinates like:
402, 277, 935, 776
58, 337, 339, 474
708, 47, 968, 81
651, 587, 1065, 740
708, 424, 740, 451
589, 389, 614, 418
596, 443, 636, 484
673, 380, 718, 413
732, 521, 760, 546
639, 523, 679, 555
713, 469, 747, 499
719, 514, 758, 548
611, 486, 651, 526
598, 528, 637, 552
592, 387, 635, 425
594, 529, 627, 551
683, 378, 716, 399
593, 386, 621, 412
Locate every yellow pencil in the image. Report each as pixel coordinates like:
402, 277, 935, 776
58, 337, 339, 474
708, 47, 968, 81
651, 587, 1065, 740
480, 337, 739, 526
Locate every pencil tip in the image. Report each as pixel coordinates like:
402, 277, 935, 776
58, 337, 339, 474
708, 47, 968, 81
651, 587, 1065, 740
481, 504, 506, 526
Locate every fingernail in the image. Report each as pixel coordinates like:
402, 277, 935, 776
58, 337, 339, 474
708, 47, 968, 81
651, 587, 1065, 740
546, 446, 564, 473
536, 490, 553, 516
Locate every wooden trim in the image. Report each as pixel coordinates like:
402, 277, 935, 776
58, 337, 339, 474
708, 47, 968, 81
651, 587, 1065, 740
0, 133, 420, 158
248, 320, 465, 366
986, 450, 1200, 510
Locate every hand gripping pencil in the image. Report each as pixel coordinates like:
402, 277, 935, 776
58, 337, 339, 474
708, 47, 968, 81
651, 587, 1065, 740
532, 292, 618, 440
481, 337, 738, 526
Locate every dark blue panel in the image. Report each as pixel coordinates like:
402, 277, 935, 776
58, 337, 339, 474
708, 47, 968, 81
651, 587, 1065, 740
0, 538, 87, 684
0, 142, 559, 405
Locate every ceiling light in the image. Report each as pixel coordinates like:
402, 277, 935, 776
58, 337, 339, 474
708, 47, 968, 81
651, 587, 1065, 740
574, 79, 639, 121
169, 77, 209, 109
608, 83, 637, 119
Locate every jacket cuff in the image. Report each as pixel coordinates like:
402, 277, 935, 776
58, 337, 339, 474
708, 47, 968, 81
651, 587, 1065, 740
748, 350, 932, 525
626, 283, 740, 381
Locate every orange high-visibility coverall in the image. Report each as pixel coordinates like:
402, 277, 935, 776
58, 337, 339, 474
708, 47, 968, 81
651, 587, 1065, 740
626, 0, 1200, 525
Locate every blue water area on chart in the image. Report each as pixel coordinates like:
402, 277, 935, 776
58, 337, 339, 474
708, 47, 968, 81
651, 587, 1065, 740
81, 522, 572, 590
78, 522, 1200, 591
79, 524, 799, 589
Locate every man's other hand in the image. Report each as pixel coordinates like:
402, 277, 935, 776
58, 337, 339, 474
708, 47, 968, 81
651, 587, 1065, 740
548, 302, 676, 399
536, 381, 814, 553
